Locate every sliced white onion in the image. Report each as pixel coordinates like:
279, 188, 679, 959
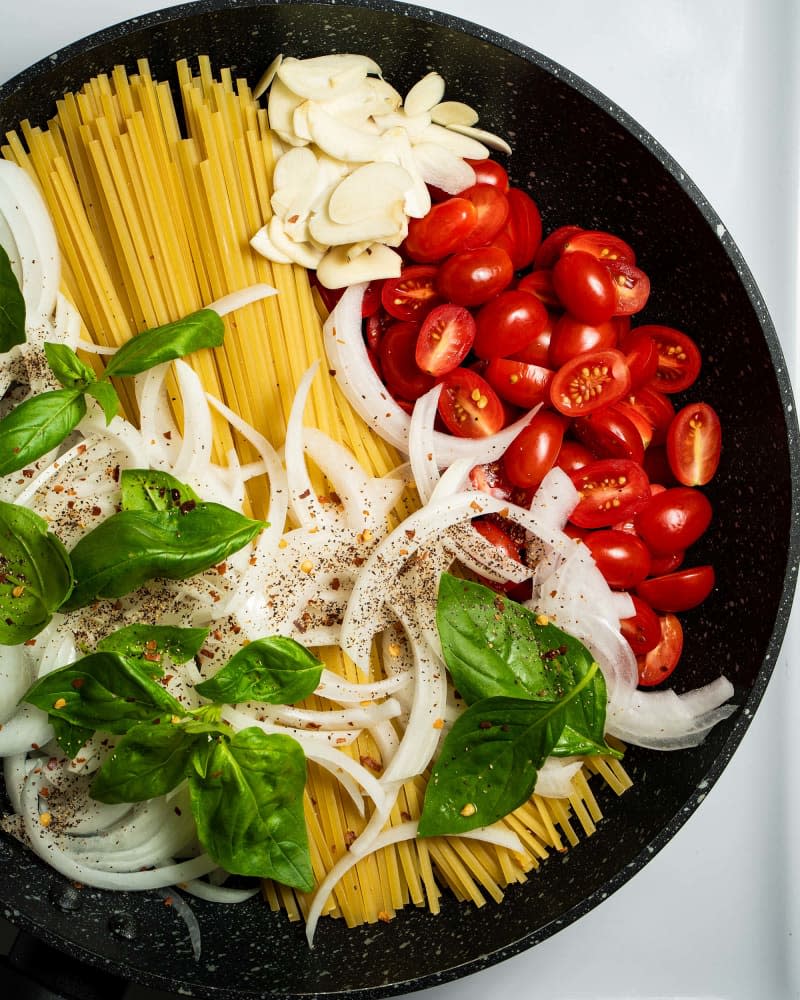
535, 757, 584, 799
206, 283, 277, 317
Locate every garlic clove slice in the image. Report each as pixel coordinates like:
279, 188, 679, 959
411, 142, 476, 195
327, 162, 413, 225
277, 54, 382, 102
430, 100, 479, 127
447, 123, 513, 156
269, 216, 326, 268
253, 54, 283, 100
268, 77, 309, 146
309, 200, 407, 248
417, 123, 489, 160
306, 102, 383, 162
250, 223, 293, 265
404, 72, 446, 117
316, 243, 402, 289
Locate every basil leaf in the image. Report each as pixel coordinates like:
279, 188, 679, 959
24, 651, 186, 735
0, 242, 25, 353
63, 503, 266, 610
50, 717, 93, 759
0, 501, 74, 644
120, 468, 201, 512
0, 388, 86, 476
97, 624, 209, 670
44, 343, 96, 389
90, 721, 198, 803
85, 381, 120, 425
195, 637, 323, 706
103, 309, 224, 379
188, 727, 312, 890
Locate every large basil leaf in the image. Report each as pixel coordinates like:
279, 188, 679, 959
0, 501, 74, 644
24, 651, 186, 735
103, 309, 224, 379
0, 388, 86, 476
50, 717, 93, 759
119, 468, 201, 513
90, 721, 200, 803
44, 343, 96, 389
188, 727, 312, 890
63, 503, 265, 610
195, 637, 323, 706
0, 242, 25, 353
97, 623, 209, 671
85, 381, 120, 425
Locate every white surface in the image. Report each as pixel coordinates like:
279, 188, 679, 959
1, 2, 798, 998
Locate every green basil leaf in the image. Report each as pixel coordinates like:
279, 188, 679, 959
0, 388, 87, 476
0, 501, 74, 644
63, 503, 265, 610
44, 343, 96, 389
0, 243, 25, 353
24, 651, 186, 735
97, 623, 209, 671
103, 309, 224, 379
85, 381, 120, 425
195, 637, 323, 706
50, 716, 93, 759
120, 468, 201, 512
188, 727, 312, 890
90, 721, 198, 803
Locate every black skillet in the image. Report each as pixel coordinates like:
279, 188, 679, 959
1, 1, 798, 998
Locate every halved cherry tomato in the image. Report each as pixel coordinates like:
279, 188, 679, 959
649, 549, 685, 575
637, 324, 702, 394
624, 329, 660, 390
473, 518, 523, 561
604, 260, 650, 315
666, 401, 722, 486
437, 368, 505, 438
584, 529, 652, 589
552, 250, 617, 324
361, 280, 384, 317
612, 400, 653, 449
473, 289, 548, 359
510, 310, 555, 366
548, 315, 619, 369
533, 225, 584, 270
404, 198, 478, 262
517, 270, 560, 309
562, 229, 636, 266
490, 188, 543, 270
633, 486, 712, 556
620, 595, 662, 655
465, 158, 509, 192
460, 184, 510, 249
469, 460, 513, 500
642, 443, 676, 485
365, 309, 390, 352
572, 406, 645, 464
568, 458, 651, 529
555, 439, 595, 474
378, 321, 435, 401
381, 265, 441, 322
502, 410, 567, 488
637, 613, 683, 686
625, 385, 675, 445
484, 358, 554, 409
550, 348, 631, 417
637, 565, 715, 612
415, 304, 476, 377
437, 246, 514, 307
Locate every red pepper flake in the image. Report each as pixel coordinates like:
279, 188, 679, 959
231, 624, 242, 635
22, 469, 34, 479
305, 721, 321, 730
144, 652, 161, 662
353, 556, 365, 567
249, 556, 258, 566
377, 911, 391, 923
344, 830, 357, 848
359, 755, 382, 773
213, 629, 222, 641
330, 577, 341, 591
163, 431, 172, 440
70, 678, 85, 689
179, 499, 197, 515
215, 562, 227, 575
77, 444, 87, 454
163, 896, 174, 907
53, 483, 65, 494
46, 758, 60, 771
24, 639, 37, 647
401, 811, 411, 822
478, 720, 493, 730
199, 648, 214, 659
405, 529, 416, 540
91, 506, 102, 517
112, 464, 121, 482
66, 500, 75, 509
299, 489, 311, 499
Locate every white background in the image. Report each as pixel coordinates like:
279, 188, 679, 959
1, 2, 798, 998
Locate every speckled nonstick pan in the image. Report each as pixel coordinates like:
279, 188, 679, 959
0, 1, 798, 997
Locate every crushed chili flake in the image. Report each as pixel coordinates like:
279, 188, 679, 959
53, 483, 65, 494
299, 488, 311, 499
91, 506, 102, 516
70, 678, 85, 689
39, 786, 50, 798
478, 720, 493, 730
401, 811, 411, 822
344, 830, 357, 848
22, 469, 34, 479
215, 562, 227, 575
46, 758, 60, 771
432, 718, 444, 730
163, 896, 174, 907
24, 638, 37, 647
179, 499, 197, 515
359, 754, 382, 773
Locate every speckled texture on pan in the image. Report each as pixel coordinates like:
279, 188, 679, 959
0, 1, 798, 997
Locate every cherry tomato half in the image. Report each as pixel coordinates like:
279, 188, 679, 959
533, 225, 583, 270
637, 565, 715, 612
378, 322, 436, 402
484, 358, 554, 409
572, 406, 646, 464
473, 289, 548, 359
568, 458, 651, 529
555, 439, 595, 474
633, 486, 713, 556
604, 260, 651, 316
510, 310, 555, 366
637, 613, 683, 686
460, 184, 510, 249
438, 368, 505, 438
624, 385, 675, 445
562, 229, 637, 266
404, 198, 477, 263
624, 329, 660, 390
490, 188, 542, 270
381, 265, 442, 322
637, 324, 702, 394
517, 270, 560, 309
502, 410, 567, 488
619, 595, 662, 655
437, 246, 514, 307
584, 529, 652, 589
548, 315, 619, 369
415, 304, 476, 377
550, 348, 631, 417
552, 250, 617, 325
465, 158, 510, 192
666, 401, 722, 486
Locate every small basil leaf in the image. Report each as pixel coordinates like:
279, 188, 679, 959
103, 309, 224, 379
97, 624, 210, 670
120, 468, 201, 512
85, 381, 120, 425
0, 501, 74, 644
195, 637, 323, 706
188, 727, 312, 890
0, 388, 87, 476
24, 651, 186, 735
0, 243, 25, 353
50, 717, 93, 759
44, 343, 96, 389
63, 503, 266, 610
90, 721, 198, 803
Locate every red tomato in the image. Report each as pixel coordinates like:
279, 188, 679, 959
438, 368, 505, 438
555, 439, 595, 474
624, 330, 660, 390
415, 304, 476, 377
314, 280, 344, 313
568, 458, 651, 529
469, 460, 513, 500
624, 385, 675, 445
552, 251, 617, 324
465, 158, 509, 192
510, 310, 555, 366
472, 518, 523, 561
492, 188, 543, 270
473, 290, 548, 359
604, 260, 651, 316
642, 443, 676, 485
562, 229, 637, 266
533, 225, 584, 270
502, 411, 567, 488
572, 406, 645, 464
381, 266, 442, 322
649, 549, 685, 575
378, 321, 435, 401
636, 324, 702, 394
550, 348, 631, 417
633, 486, 713, 556
361, 280, 384, 317
437, 246, 514, 307
584, 529, 652, 589
666, 401, 722, 486
365, 309, 390, 352
484, 358, 554, 409
637, 565, 715, 612
619, 595, 662, 655
637, 613, 683, 686
459, 184, 510, 249
548, 315, 619, 369
612, 400, 654, 449
404, 198, 478, 262
516, 270, 560, 309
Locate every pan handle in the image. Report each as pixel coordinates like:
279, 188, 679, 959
1, 928, 128, 1000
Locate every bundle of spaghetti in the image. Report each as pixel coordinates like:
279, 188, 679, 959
1, 57, 632, 929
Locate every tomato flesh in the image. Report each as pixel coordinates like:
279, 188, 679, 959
584, 529, 652, 589
637, 613, 683, 686
484, 358, 554, 409
404, 198, 477, 262
637, 324, 702, 394
568, 458, 651, 529
460, 184, 510, 249
437, 368, 505, 438
378, 321, 435, 402
381, 266, 441, 322
572, 406, 645, 464
548, 315, 619, 369
563, 229, 637, 267
604, 260, 650, 316
620, 595, 662, 655
666, 401, 722, 486
550, 348, 631, 417
415, 303, 476, 377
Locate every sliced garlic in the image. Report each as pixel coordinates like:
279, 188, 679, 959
316, 242, 402, 289
268, 77, 308, 146
253, 53, 283, 100
411, 142, 476, 195
306, 102, 383, 163
430, 100, 479, 127
327, 162, 414, 225
404, 72, 446, 117
375, 131, 431, 219
250, 224, 293, 265
309, 200, 407, 248
447, 123, 513, 156
322, 77, 402, 129
418, 123, 489, 160
271, 146, 320, 221
269, 215, 326, 269
277, 54, 381, 102
373, 110, 432, 141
